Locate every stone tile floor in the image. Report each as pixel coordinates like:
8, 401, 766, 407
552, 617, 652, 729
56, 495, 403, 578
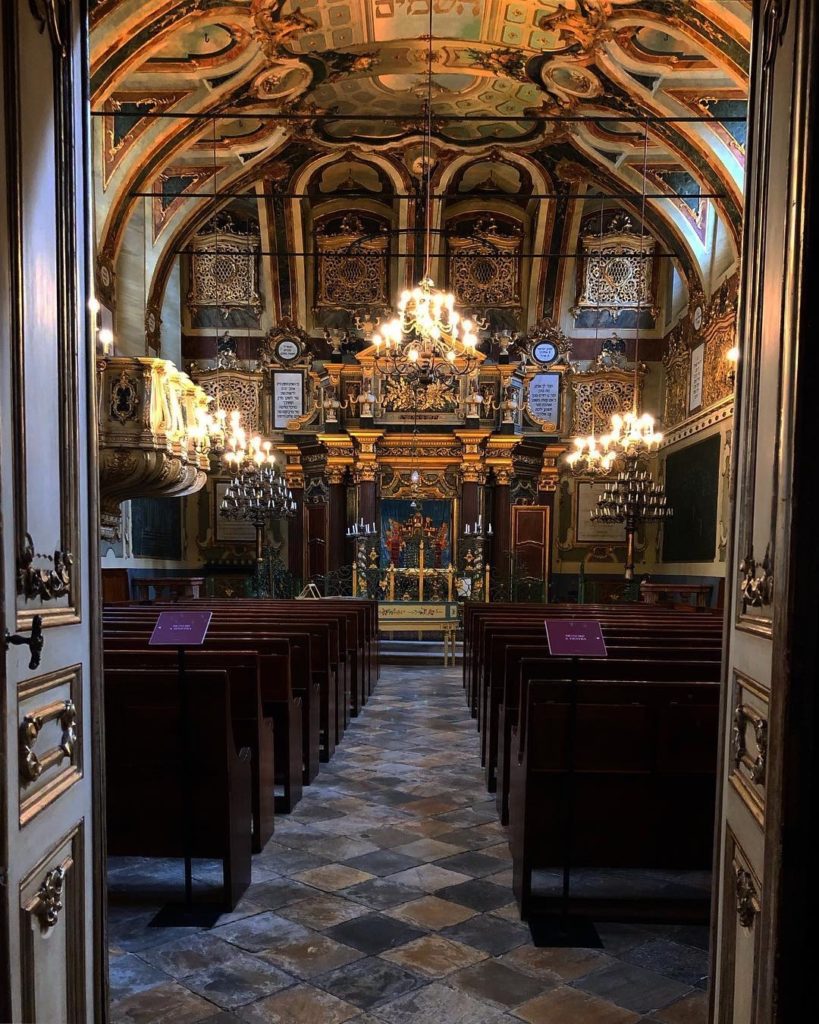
109, 665, 709, 1023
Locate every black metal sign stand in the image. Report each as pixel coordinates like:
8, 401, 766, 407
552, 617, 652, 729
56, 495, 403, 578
149, 612, 220, 928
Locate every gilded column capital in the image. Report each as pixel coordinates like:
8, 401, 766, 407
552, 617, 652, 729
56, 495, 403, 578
460, 464, 487, 485
484, 433, 521, 488
454, 429, 490, 487
539, 442, 570, 492
354, 462, 378, 483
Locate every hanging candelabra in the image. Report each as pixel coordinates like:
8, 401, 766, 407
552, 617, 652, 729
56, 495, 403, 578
588, 456, 672, 580
219, 413, 296, 572
368, 9, 483, 383
371, 278, 482, 381
564, 120, 673, 581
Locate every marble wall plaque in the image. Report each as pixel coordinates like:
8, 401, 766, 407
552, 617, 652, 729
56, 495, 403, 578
527, 372, 561, 428
689, 343, 704, 411
274, 371, 303, 428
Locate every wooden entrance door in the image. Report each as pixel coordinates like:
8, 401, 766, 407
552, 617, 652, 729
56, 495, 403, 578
0, 2, 103, 1021
712, 2, 818, 1021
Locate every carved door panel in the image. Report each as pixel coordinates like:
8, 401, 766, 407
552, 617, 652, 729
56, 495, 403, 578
712, 3, 817, 1022
0, 2, 102, 1022
511, 505, 550, 581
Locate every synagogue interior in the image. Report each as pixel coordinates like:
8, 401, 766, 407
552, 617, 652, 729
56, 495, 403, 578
8, 2, 815, 1023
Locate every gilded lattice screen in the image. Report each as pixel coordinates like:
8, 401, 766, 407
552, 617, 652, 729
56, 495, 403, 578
188, 217, 262, 317
194, 371, 263, 434
448, 217, 522, 308
573, 214, 656, 322
570, 374, 638, 436
315, 213, 388, 308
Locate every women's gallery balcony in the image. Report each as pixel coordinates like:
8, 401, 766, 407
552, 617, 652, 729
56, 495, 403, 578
97, 357, 212, 539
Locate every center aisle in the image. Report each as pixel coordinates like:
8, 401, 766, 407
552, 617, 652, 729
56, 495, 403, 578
110, 666, 708, 1023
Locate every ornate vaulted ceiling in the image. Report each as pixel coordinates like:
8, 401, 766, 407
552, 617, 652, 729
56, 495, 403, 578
89, 0, 751, 341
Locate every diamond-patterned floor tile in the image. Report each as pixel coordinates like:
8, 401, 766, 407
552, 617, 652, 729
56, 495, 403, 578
379, 934, 488, 979
108, 666, 710, 1024
235, 982, 360, 1023
386, 895, 477, 931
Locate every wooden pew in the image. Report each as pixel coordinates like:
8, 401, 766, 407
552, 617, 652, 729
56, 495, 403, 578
481, 628, 721, 772
108, 602, 347, 752
103, 613, 324, 778
466, 605, 722, 716
105, 667, 252, 911
509, 673, 719, 922
103, 632, 305, 812
104, 649, 276, 849
491, 642, 721, 820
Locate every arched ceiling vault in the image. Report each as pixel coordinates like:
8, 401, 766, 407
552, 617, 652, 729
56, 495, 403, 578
90, 0, 751, 325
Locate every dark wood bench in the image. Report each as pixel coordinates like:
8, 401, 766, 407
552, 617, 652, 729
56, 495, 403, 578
509, 673, 719, 922
105, 649, 276, 849
105, 667, 252, 910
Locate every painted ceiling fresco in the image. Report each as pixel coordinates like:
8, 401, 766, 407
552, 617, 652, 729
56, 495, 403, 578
89, 0, 752, 335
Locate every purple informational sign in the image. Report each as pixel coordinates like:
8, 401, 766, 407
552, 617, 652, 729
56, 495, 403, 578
149, 611, 212, 647
544, 619, 608, 658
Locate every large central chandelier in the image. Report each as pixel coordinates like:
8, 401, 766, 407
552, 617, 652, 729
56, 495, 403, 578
372, 277, 480, 379
370, 8, 480, 382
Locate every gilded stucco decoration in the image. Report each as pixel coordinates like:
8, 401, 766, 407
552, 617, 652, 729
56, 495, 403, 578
380, 377, 458, 414
662, 328, 690, 429
187, 215, 262, 320
192, 371, 264, 437
569, 373, 639, 437
91, 1, 750, 333
573, 213, 658, 324
661, 275, 738, 429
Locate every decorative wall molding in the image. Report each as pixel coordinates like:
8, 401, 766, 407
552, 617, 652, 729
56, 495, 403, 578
659, 399, 733, 449
740, 544, 773, 613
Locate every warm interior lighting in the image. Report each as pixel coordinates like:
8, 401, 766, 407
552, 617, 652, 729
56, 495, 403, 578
97, 327, 114, 355
565, 411, 664, 474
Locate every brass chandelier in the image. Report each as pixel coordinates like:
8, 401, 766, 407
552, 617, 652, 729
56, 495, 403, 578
371, 6, 480, 382
565, 128, 673, 580
219, 412, 296, 560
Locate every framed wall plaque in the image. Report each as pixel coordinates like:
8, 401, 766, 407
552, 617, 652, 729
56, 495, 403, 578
214, 480, 255, 543
273, 371, 304, 429
576, 481, 627, 544
689, 343, 705, 412
526, 372, 561, 430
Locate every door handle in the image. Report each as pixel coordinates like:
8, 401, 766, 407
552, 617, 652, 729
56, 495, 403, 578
5, 614, 44, 670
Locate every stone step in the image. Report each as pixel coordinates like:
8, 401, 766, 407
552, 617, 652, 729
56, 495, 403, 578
379, 639, 462, 665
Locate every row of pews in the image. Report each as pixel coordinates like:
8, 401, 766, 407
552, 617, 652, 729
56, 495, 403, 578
102, 598, 378, 909
463, 602, 724, 922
